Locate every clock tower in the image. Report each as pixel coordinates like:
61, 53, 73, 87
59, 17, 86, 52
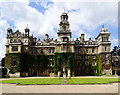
57, 12, 71, 42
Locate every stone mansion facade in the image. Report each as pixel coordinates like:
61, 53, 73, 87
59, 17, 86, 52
4, 12, 111, 77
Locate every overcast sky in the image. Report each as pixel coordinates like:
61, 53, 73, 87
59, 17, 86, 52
0, 0, 118, 60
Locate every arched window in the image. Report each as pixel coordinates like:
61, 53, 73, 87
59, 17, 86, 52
16, 34, 19, 37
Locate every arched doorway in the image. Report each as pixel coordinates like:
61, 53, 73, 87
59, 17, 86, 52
12, 60, 17, 66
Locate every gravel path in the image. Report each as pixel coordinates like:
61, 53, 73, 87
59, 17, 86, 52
1, 83, 119, 93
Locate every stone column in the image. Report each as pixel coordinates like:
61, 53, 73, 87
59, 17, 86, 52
58, 71, 61, 78
115, 70, 117, 75
63, 66, 66, 78
68, 69, 71, 78
7, 68, 10, 75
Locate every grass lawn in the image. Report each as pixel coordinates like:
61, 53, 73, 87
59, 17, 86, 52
1, 77, 120, 85
67, 78, 120, 84
1, 78, 63, 85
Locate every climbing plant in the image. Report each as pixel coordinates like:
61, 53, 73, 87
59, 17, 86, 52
96, 55, 102, 76
20, 53, 49, 76
88, 56, 94, 75
53, 52, 74, 76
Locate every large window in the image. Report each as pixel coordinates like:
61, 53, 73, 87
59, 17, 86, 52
86, 48, 88, 53
41, 49, 43, 54
49, 49, 51, 53
92, 48, 95, 53
12, 46, 18, 51
62, 45, 67, 51
52, 49, 55, 53
34, 49, 37, 54
63, 38, 66, 42
63, 37, 68, 42
102, 37, 109, 42
105, 46, 106, 51
78, 49, 80, 53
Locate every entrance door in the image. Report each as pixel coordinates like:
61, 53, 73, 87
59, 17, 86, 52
112, 70, 115, 75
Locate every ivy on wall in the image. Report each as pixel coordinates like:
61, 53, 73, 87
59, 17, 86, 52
4, 52, 103, 76
96, 55, 102, 76
5, 53, 50, 76
54, 52, 74, 75
5, 53, 21, 74
20, 53, 49, 76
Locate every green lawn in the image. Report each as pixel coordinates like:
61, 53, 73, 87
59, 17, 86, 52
1, 78, 120, 85
67, 78, 120, 84
1, 78, 62, 85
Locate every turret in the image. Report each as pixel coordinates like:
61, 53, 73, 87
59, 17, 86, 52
24, 25, 30, 37
100, 25, 108, 33
57, 11, 71, 41
60, 12, 68, 23
7, 27, 12, 36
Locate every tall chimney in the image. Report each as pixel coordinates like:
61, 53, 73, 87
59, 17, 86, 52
45, 34, 49, 40
81, 34, 84, 41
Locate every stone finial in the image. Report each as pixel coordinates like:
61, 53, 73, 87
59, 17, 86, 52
7, 24, 12, 34
89, 37, 91, 40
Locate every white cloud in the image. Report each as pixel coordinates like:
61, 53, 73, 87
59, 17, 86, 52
0, 19, 8, 60
111, 38, 118, 45
111, 38, 119, 50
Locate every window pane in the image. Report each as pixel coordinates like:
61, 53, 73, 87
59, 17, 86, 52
12, 46, 18, 51
41, 49, 43, 54
49, 49, 51, 53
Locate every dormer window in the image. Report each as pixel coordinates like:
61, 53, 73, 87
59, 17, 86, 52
16, 34, 19, 37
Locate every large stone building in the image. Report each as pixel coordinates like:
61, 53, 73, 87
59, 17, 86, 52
4, 12, 112, 77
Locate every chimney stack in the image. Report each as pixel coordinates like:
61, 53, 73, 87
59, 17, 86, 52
81, 34, 84, 42
45, 34, 49, 40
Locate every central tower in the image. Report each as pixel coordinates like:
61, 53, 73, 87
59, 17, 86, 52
57, 12, 71, 42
